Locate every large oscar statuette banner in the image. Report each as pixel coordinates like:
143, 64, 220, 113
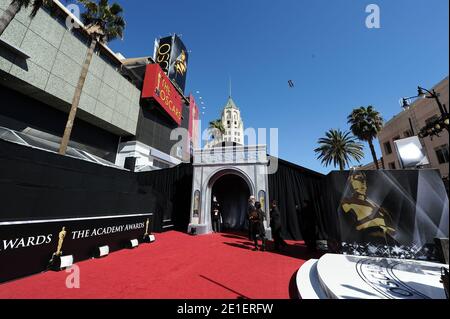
326, 169, 449, 261
0, 213, 154, 284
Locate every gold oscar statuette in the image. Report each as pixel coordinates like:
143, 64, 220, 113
55, 227, 67, 257
144, 219, 150, 238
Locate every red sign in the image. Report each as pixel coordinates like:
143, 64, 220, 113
142, 64, 183, 125
188, 94, 200, 150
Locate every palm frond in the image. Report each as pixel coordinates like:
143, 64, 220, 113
314, 129, 364, 170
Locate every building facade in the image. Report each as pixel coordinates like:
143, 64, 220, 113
356, 158, 384, 171
191, 96, 271, 236
205, 97, 244, 148
0, 0, 197, 171
378, 76, 449, 179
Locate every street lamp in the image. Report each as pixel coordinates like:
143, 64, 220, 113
402, 86, 449, 138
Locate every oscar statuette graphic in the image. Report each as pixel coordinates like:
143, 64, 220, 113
143, 218, 155, 243
55, 227, 67, 256
173, 50, 187, 76
49, 227, 72, 270
341, 172, 397, 246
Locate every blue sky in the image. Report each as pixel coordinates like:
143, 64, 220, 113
102, 0, 448, 174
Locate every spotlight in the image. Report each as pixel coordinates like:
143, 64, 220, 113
49, 254, 74, 271
95, 245, 110, 258
143, 234, 156, 243
128, 239, 139, 249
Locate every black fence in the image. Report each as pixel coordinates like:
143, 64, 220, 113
0, 140, 193, 232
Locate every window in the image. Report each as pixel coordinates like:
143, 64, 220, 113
435, 145, 449, 164
389, 162, 396, 169
404, 130, 413, 138
426, 115, 439, 126
384, 141, 393, 155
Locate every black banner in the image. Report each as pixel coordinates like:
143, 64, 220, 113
155, 35, 189, 93
326, 170, 449, 260
169, 35, 188, 93
0, 213, 154, 284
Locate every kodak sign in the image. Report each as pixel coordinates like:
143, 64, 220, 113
142, 63, 183, 125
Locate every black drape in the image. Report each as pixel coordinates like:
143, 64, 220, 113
137, 163, 193, 232
212, 174, 250, 230
268, 157, 326, 241
0, 139, 193, 233
0, 139, 158, 222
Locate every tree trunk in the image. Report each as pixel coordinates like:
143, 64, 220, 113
380, 156, 386, 169
368, 139, 380, 170
59, 37, 97, 155
0, 1, 21, 37
339, 161, 344, 171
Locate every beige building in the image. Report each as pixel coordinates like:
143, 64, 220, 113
206, 97, 245, 148
357, 158, 384, 171
378, 76, 449, 179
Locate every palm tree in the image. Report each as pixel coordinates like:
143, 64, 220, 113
208, 119, 225, 140
314, 129, 364, 171
0, 0, 54, 36
347, 106, 385, 170
59, 0, 125, 155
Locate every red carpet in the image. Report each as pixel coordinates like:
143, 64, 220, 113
0, 231, 321, 299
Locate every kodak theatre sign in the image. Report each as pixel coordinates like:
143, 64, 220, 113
142, 63, 183, 126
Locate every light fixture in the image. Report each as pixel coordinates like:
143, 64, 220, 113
49, 254, 74, 271
128, 239, 139, 249
394, 136, 429, 168
402, 98, 410, 108
418, 87, 427, 99
95, 245, 110, 258
144, 234, 156, 243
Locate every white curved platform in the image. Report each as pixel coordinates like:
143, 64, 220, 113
297, 254, 448, 299
296, 259, 328, 299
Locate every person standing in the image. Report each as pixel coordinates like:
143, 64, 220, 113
270, 201, 287, 251
212, 196, 221, 233
250, 202, 266, 251
247, 196, 256, 240
302, 200, 317, 251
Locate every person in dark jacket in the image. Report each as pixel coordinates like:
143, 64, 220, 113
212, 196, 221, 233
247, 196, 256, 240
270, 200, 287, 251
302, 200, 317, 251
249, 201, 266, 251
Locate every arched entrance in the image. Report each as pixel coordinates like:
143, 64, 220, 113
212, 174, 251, 231
188, 145, 271, 237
